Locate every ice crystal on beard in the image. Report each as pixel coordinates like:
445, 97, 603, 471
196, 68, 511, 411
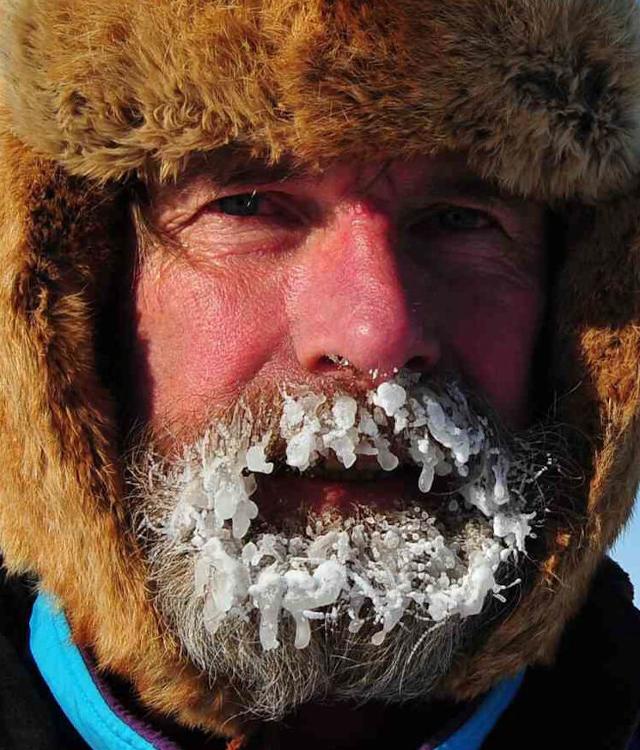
167, 376, 538, 651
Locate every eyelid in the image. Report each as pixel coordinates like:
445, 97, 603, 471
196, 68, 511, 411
406, 201, 513, 238
408, 202, 496, 224
161, 190, 294, 234
210, 189, 310, 225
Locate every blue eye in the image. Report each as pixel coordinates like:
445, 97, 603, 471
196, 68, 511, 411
437, 207, 492, 230
217, 193, 261, 217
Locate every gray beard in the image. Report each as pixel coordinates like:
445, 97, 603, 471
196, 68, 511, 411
143, 529, 468, 720
127, 380, 570, 721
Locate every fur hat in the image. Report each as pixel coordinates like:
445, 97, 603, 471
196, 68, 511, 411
1, 0, 640, 738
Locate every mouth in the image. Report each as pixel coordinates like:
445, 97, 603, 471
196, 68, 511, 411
252, 465, 457, 523
234, 378, 491, 535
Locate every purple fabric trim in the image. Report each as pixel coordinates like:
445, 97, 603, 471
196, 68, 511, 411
77, 647, 182, 750
78, 644, 520, 750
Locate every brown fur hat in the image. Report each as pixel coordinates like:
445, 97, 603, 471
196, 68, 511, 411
1, 0, 640, 738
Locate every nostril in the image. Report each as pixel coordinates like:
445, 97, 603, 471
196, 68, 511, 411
317, 354, 352, 373
327, 354, 352, 368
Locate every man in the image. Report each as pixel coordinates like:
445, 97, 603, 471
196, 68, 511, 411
1, 0, 640, 748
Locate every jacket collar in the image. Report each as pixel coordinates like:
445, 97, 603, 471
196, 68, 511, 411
30, 592, 523, 750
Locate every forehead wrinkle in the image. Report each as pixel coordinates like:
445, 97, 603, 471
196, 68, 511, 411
353, 160, 395, 198
426, 174, 532, 210
174, 155, 314, 192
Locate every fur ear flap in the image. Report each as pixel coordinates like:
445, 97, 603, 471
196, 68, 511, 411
0, 130, 243, 737
443, 189, 640, 697
2, 0, 640, 200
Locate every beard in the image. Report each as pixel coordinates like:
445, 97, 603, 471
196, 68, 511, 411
126, 372, 572, 722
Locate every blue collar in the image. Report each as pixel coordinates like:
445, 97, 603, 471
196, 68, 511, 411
30, 592, 524, 750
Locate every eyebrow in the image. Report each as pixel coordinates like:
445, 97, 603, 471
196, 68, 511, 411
427, 174, 528, 209
176, 156, 313, 190
223, 162, 312, 187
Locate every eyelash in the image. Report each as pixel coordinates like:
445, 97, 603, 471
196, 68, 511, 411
216, 193, 263, 217
408, 206, 497, 233
210, 192, 305, 227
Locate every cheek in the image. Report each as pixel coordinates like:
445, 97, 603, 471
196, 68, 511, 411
131, 258, 286, 427
445, 281, 544, 426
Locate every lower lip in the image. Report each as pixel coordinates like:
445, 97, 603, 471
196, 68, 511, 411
252, 471, 427, 521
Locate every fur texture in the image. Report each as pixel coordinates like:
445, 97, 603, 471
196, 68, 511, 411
0, 135, 242, 736
1, 0, 640, 737
2, 0, 640, 196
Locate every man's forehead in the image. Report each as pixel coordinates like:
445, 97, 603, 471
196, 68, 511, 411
168, 151, 312, 188
153, 150, 525, 207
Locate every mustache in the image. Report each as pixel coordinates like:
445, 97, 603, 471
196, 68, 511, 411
125, 370, 582, 556
129, 372, 503, 465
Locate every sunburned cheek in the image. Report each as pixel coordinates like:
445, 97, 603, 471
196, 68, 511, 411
457, 333, 531, 425
132, 261, 286, 426
448, 289, 543, 428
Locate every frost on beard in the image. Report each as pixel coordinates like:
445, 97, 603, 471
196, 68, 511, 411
166, 377, 540, 651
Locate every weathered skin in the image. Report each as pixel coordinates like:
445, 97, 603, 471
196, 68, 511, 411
131, 154, 547, 446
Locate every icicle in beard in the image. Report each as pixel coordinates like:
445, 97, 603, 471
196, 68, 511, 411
127, 372, 575, 721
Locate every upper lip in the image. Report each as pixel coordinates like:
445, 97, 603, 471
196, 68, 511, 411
267, 452, 401, 479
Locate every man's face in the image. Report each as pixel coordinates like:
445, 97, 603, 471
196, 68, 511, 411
125, 152, 549, 720
131, 153, 546, 436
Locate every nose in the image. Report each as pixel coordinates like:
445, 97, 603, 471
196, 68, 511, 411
290, 202, 441, 382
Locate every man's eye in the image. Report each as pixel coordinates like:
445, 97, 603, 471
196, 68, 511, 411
217, 193, 262, 217
436, 207, 493, 231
